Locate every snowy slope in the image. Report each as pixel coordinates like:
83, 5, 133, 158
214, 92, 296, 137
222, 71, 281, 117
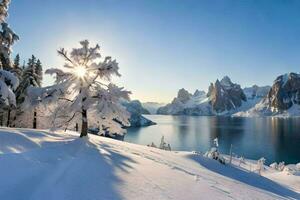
0, 128, 299, 200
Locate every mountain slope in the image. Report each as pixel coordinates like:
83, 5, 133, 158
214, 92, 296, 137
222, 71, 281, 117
0, 128, 299, 200
235, 73, 300, 117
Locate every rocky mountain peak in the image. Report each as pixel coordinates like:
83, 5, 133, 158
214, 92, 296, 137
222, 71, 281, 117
174, 88, 191, 104
220, 76, 233, 88
268, 72, 300, 111
207, 77, 246, 113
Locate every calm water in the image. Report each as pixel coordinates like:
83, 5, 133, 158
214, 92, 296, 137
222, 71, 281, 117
125, 115, 300, 164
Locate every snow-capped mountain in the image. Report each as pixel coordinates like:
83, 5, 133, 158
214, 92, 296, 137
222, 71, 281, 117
157, 76, 272, 116
243, 85, 271, 99
207, 76, 246, 114
235, 73, 300, 117
157, 88, 207, 115
142, 102, 166, 114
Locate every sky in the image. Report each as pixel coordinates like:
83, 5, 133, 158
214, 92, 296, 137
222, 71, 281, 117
7, 0, 300, 103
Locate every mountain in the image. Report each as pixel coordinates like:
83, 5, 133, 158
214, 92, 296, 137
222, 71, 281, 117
243, 85, 271, 99
142, 102, 166, 114
207, 76, 247, 114
157, 76, 272, 116
235, 73, 300, 117
157, 88, 207, 115
122, 100, 156, 126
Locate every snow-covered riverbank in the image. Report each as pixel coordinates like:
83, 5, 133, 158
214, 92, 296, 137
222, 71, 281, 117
0, 128, 299, 200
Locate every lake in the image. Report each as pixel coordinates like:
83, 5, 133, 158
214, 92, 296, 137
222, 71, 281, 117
124, 115, 300, 164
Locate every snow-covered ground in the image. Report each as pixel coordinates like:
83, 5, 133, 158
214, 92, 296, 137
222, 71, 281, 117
0, 128, 299, 200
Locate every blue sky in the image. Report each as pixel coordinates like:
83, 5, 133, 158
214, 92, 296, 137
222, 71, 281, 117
7, 0, 300, 102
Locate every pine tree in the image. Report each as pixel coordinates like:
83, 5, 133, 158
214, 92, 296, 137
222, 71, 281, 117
35, 59, 42, 87
0, 0, 19, 126
11, 54, 22, 79
16, 55, 38, 105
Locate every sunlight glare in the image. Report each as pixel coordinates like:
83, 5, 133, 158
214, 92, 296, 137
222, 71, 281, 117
75, 65, 87, 78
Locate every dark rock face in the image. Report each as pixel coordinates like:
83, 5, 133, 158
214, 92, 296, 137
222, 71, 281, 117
207, 76, 246, 113
267, 73, 300, 111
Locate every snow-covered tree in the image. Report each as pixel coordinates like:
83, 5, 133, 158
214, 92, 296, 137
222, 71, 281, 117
11, 54, 22, 79
16, 55, 41, 104
14, 55, 43, 128
30, 40, 131, 137
35, 59, 42, 87
256, 157, 266, 175
0, 0, 18, 70
0, 0, 19, 126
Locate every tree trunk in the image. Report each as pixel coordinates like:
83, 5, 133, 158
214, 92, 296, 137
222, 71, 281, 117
75, 123, 78, 131
33, 111, 37, 129
80, 108, 88, 137
0, 113, 3, 126
6, 108, 11, 127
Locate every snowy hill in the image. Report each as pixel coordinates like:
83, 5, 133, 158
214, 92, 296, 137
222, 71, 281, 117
0, 128, 299, 200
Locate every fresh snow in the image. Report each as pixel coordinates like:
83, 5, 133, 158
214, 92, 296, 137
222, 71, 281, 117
0, 128, 299, 200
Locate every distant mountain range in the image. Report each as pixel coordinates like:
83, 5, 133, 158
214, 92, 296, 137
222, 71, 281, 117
121, 100, 156, 127
142, 102, 166, 114
156, 73, 300, 117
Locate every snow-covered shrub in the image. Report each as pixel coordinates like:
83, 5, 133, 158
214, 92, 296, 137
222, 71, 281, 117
270, 162, 278, 170
296, 163, 300, 171
147, 142, 157, 148
278, 161, 285, 171
256, 157, 266, 175
147, 136, 171, 151
159, 136, 171, 151
204, 137, 225, 164
213, 137, 219, 147
238, 156, 246, 167
204, 147, 225, 164
0, 69, 18, 106
283, 164, 300, 175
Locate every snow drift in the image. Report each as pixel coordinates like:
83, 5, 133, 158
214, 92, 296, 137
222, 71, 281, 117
0, 128, 299, 200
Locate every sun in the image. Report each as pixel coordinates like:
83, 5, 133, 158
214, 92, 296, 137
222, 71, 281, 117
74, 65, 87, 78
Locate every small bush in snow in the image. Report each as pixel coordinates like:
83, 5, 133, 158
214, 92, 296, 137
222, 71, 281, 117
159, 136, 171, 151
147, 142, 157, 148
148, 136, 171, 151
238, 156, 246, 167
270, 162, 278, 170
278, 161, 285, 171
256, 157, 266, 175
204, 147, 225, 165
296, 163, 300, 171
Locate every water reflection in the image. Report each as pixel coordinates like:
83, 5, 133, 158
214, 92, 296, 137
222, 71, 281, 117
125, 115, 300, 164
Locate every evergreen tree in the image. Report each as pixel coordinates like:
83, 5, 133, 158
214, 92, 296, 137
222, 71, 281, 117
35, 59, 42, 87
0, 0, 19, 126
15, 55, 43, 128
11, 54, 22, 79
16, 55, 38, 104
